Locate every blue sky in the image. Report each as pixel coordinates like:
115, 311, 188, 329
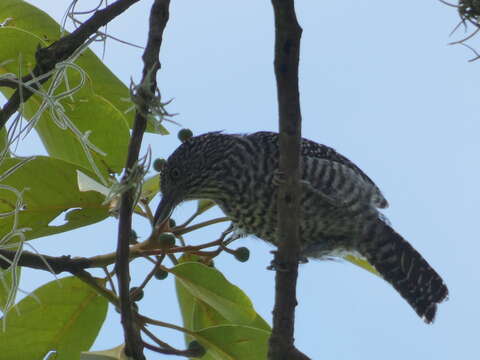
6, 0, 477, 359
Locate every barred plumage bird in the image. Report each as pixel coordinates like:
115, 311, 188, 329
154, 131, 448, 323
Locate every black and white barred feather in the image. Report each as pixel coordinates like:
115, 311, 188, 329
155, 131, 448, 323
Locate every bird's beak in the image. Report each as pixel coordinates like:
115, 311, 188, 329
153, 193, 178, 228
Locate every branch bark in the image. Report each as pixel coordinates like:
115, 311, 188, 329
0, 249, 92, 274
115, 1, 170, 359
269, 1, 309, 359
0, 0, 141, 130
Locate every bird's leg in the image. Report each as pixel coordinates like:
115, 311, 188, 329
298, 256, 309, 264
267, 251, 289, 272
267, 250, 309, 271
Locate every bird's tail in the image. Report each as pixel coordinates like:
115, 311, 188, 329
361, 219, 448, 323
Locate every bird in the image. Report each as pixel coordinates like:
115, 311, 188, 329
153, 131, 448, 323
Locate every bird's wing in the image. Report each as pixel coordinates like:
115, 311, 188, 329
302, 156, 388, 210
248, 131, 388, 209
301, 139, 388, 209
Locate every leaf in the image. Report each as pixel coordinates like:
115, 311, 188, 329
0, 127, 8, 156
343, 254, 380, 277
174, 258, 270, 359
0, 276, 108, 360
0, 156, 109, 240
77, 170, 110, 196
0, 266, 21, 312
196, 199, 216, 215
172, 262, 257, 325
141, 174, 160, 203
0, 0, 168, 176
192, 325, 270, 360
81, 344, 128, 360
176, 274, 229, 332
176, 275, 271, 358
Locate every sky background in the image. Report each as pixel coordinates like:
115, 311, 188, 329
2, 0, 477, 359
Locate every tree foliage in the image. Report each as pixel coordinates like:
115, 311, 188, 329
0, 1, 270, 359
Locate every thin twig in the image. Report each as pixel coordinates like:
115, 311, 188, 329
115, 1, 170, 359
174, 216, 230, 236
141, 325, 176, 350
136, 255, 165, 291
0, 230, 222, 274
140, 238, 223, 256
138, 314, 192, 334
102, 266, 117, 294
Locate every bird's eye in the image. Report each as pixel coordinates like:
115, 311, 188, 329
170, 167, 181, 180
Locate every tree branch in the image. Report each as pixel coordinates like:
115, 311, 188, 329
115, 1, 170, 359
0, 227, 226, 275
269, 1, 309, 359
0, 250, 92, 274
0, 0, 141, 130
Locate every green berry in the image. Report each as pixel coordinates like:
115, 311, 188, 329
158, 232, 176, 247
178, 128, 193, 143
129, 230, 138, 245
154, 269, 169, 280
234, 247, 250, 262
169, 218, 176, 228
153, 158, 166, 172
187, 340, 206, 358
129, 287, 144, 302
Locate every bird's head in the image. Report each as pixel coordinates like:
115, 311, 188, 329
153, 132, 235, 226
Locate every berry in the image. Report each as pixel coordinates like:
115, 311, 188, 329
234, 247, 250, 262
154, 269, 169, 280
153, 158, 166, 172
178, 128, 193, 143
158, 232, 176, 247
129, 287, 144, 302
187, 340, 206, 358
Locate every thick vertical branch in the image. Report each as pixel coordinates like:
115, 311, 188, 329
269, 1, 309, 360
116, 1, 170, 359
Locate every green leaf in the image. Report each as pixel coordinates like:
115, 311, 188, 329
179, 277, 270, 331
176, 275, 229, 332
0, 156, 109, 240
0, 266, 21, 312
0, 127, 8, 156
141, 174, 160, 203
172, 262, 257, 325
0, 0, 168, 175
175, 258, 270, 359
0, 276, 108, 360
193, 325, 270, 360
81, 344, 128, 360
196, 199, 216, 215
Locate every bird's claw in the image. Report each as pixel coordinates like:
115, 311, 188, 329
267, 259, 289, 272
299, 256, 309, 264
267, 251, 309, 271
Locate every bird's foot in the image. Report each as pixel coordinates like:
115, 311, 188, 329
299, 256, 309, 264
267, 251, 309, 271
267, 259, 288, 272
